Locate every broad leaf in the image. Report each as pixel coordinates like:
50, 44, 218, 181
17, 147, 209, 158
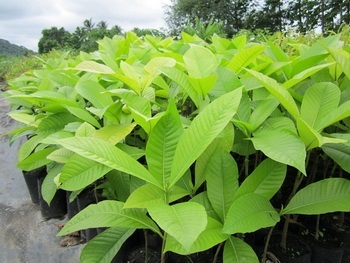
281, 178, 350, 215
223, 236, 259, 263
322, 134, 350, 173
183, 44, 217, 78
75, 61, 115, 74
223, 193, 280, 234
59, 154, 112, 191
227, 45, 266, 74
94, 123, 137, 145
41, 164, 63, 206
80, 228, 135, 263
164, 217, 229, 254
251, 126, 306, 175
206, 150, 238, 221
148, 202, 207, 251
58, 200, 161, 236
169, 88, 242, 188
300, 82, 340, 130
17, 148, 56, 171
57, 137, 160, 187
247, 69, 299, 120
146, 101, 183, 188
233, 158, 286, 201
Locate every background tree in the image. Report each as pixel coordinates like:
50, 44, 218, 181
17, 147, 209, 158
38, 27, 71, 54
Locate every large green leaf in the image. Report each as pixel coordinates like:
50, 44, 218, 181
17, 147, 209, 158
223, 193, 280, 234
148, 202, 207, 251
80, 228, 135, 263
317, 100, 350, 130
164, 217, 229, 254
283, 63, 334, 89
57, 137, 160, 187
124, 184, 188, 208
300, 82, 340, 131
223, 237, 259, 263
75, 79, 113, 109
322, 133, 350, 173
251, 126, 306, 175
169, 88, 242, 188
206, 150, 238, 221
75, 61, 115, 74
146, 101, 183, 188
247, 69, 300, 120
227, 45, 266, 74
194, 123, 235, 191
18, 134, 45, 162
58, 200, 161, 236
59, 154, 112, 191
233, 158, 286, 202
41, 164, 63, 206
94, 123, 137, 145
281, 178, 350, 215
17, 148, 56, 171
183, 44, 217, 78
249, 98, 279, 131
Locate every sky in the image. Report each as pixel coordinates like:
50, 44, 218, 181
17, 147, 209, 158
0, 0, 171, 52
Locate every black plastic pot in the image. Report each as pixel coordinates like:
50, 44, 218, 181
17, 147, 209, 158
66, 191, 80, 219
266, 233, 312, 263
37, 175, 67, 219
77, 187, 103, 241
22, 167, 46, 204
311, 241, 344, 263
328, 225, 350, 263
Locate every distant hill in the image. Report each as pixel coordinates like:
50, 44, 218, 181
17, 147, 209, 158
0, 39, 34, 56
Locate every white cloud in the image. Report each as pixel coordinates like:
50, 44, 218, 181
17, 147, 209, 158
0, 0, 171, 52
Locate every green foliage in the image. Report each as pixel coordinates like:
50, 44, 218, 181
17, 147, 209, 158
4, 30, 350, 263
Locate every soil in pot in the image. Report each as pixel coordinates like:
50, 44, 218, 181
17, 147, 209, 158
264, 233, 312, 263
22, 167, 46, 204
37, 175, 67, 219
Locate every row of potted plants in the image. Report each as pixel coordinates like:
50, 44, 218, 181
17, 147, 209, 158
3, 31, 350, 262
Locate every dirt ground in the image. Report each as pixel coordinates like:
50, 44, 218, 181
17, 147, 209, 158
0, 94, 82, 263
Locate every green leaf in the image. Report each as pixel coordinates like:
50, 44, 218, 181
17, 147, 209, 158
169, 88, 242, 188
148, 202, 207, 251
227, 45, 266, 74
76, 122, 96, 137
223, 193, 280, 234
158, 66, 201, 107
17, 148, 56, 171
183, 44, 217, 78
233, 158, 286, 202
206, 150, 238, 221
41, 164, 63, 206
223, 237, 259, 263
194, 123, 235, 191
283, 63, 334, 89
65, 106, 101, 128
57, 137, 160, 188
188, 74, 217, 98
164, 217, 229, 254
249, 98, 279, 131
59, 154, 112, 191
281, 178, 350, 215
94, 123, 137, 145
251, 127, 306, 175
146, 101, 183, 188
300, 82, 340, 130
322, 134, 350, 173
124, 184, 188, 208
75, 79, 113, 109
58, 200, 161, 236
247, 69, 300, 120
18, 134, 45, 162
80, 228, 135, 263
75, 61, 115, 74
317, 100, 350, 130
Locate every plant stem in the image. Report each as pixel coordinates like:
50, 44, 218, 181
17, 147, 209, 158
315, 214, 320, 240
160, 233, 167, 263
261, 226, 275, 263
144, 230, 149, 263
212, 242, 223, 263
244, 155, 249, 178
